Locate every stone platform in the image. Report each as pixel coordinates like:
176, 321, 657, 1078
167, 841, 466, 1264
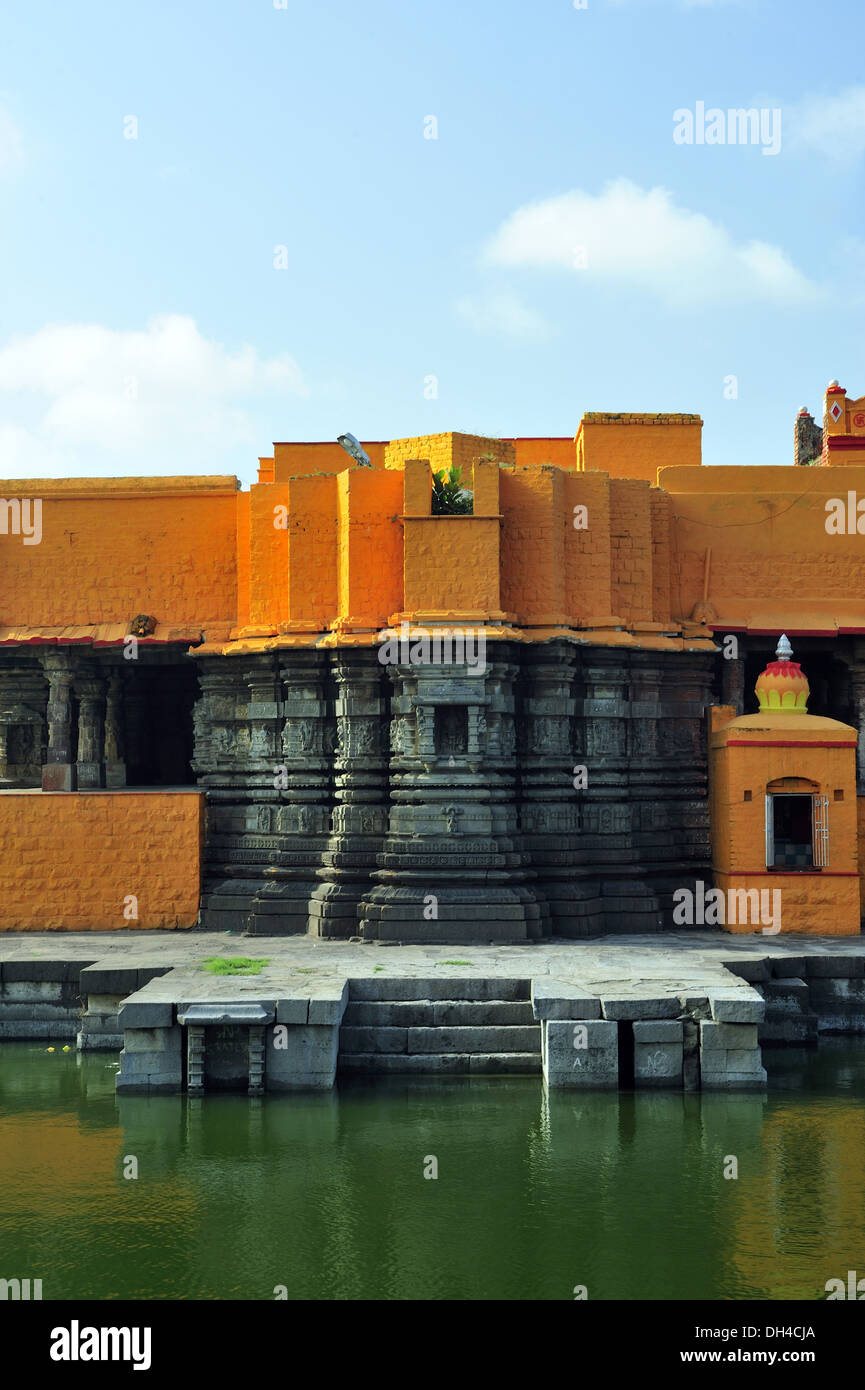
2, 931, 864, 1093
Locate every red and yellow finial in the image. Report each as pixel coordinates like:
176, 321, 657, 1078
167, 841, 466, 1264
755, 634, 809, 715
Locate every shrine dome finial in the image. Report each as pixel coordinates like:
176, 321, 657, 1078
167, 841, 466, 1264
755, 634, 809, 714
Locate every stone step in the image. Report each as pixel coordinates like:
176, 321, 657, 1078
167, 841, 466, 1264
338, 1052, 542, 1075
367, 922, 533, 943
0, 1020, 77, 1040
349, 977, 531, 1003
340, 1024, 541, 1056
343, 1000, 534, 1027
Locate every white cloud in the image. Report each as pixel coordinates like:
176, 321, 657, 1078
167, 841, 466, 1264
455, 289, 550, 341
482, 179, 818, 308
0, 108, 23, 173
790, 86, 865, 161
0, 314, 307, 478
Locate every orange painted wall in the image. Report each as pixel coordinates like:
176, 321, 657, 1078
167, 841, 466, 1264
336, 468, 403, 629
286, 475, 338, 629
0, 478, 238, 632
247, 482, 289, 631
11, 422, 865, 653
609, 478, 654, 625
272, 441, 386, 480
0, 791, 204, 929
661, 464, 865, 628
709, 717, 859, 934
563, 471, 614, 625
512, 438, 576, 471
499, 467, 566, 624
401, 456, 502, 617
577, 415, 702, 483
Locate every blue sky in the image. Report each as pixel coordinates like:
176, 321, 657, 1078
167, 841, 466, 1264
0, 0, 863, 483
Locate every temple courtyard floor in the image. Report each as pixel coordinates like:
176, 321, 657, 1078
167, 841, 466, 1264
1, 928, 863, 991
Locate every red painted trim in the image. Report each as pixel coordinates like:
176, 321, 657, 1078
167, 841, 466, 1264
725, 739, 855, 747
722, 870, 859, 877
709, 626, 851, 637
826, 435, 865, 449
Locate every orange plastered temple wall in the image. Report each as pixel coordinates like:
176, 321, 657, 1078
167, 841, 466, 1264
577, 414, 702, 483
0, 478, 239, 635
0, 792, 204, 929
710, 711, 859, 935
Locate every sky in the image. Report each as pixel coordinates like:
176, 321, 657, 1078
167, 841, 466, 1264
0, 0, 863, 484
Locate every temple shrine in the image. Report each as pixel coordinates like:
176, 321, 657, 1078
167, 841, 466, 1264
2, 383, 865, 938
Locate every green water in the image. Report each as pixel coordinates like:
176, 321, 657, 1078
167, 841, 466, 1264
1, 1042, 864, 1300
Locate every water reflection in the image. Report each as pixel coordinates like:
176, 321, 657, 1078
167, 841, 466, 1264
0, 1044, 863, 1300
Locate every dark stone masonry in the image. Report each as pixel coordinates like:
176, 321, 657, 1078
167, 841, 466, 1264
192, 642, 716, 941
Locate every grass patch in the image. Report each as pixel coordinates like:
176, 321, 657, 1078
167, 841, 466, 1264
201, 956, 269, 976
373, 965, 385, 972
435, 959, 473, 966
293, 968, 316, 975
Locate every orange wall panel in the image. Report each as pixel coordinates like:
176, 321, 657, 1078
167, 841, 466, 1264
499, 468, 565, 623
0, 791, 204, 929
579, 417, 701, 483
0, 480, 238, 631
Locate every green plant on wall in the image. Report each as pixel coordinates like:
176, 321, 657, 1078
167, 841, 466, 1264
431, 465, 473, 515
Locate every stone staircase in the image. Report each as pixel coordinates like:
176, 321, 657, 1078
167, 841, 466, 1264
338, 978, 541, 1074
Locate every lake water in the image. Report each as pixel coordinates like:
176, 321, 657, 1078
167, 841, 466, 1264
1, 1041, 863, 1300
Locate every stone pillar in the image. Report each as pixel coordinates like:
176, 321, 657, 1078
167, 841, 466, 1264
41, 653, 76, 791
359, 640, 544, 943
720, 651, 745, 716
654, 652, 716, 928
75, 668, 107, 789
103, 672, 126, 787
247, 650, 333, 934
309, 649, 389, 937
574, 649, 634, 933
848, 660, 865, 793
0, 660, 48, 787
517, 644, 577, 933
193, 657, 265, 931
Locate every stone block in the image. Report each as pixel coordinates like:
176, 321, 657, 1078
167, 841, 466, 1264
266, 1023, 339, 1090
432, 1001, 528, 1026
763, 978, 809, 1005
275, 999, 309, 1025
3, 960, 90, 984
700, 1021, 758, 1051
634, 1039, 683, 1086
721, 957, 769, 983
407, 1025, 539, 1054
709, 993, 765, 1024
601, 995, 680, 1021
340, 1026, 408, 1054
468, 1053, 541, 1074
806, 955, 864, 979
531, 979, 601, 1020
348, 977, 529, 1002
307, 984, 348, 1025
116, 1025, 182, 1092
42, 762, 74, 791
808, 978, 865, 1003
770, 956, 808, 979
0, 1020, 76, 1040
701, 1067, 767, 1091
723, 1049, 764, 1073
123, 1025, 181, 1053
543, 1019, 618, 1089
632, 1020, 683, 1043
77, 1031, 123, 1051
118, 1001, 174, 1030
